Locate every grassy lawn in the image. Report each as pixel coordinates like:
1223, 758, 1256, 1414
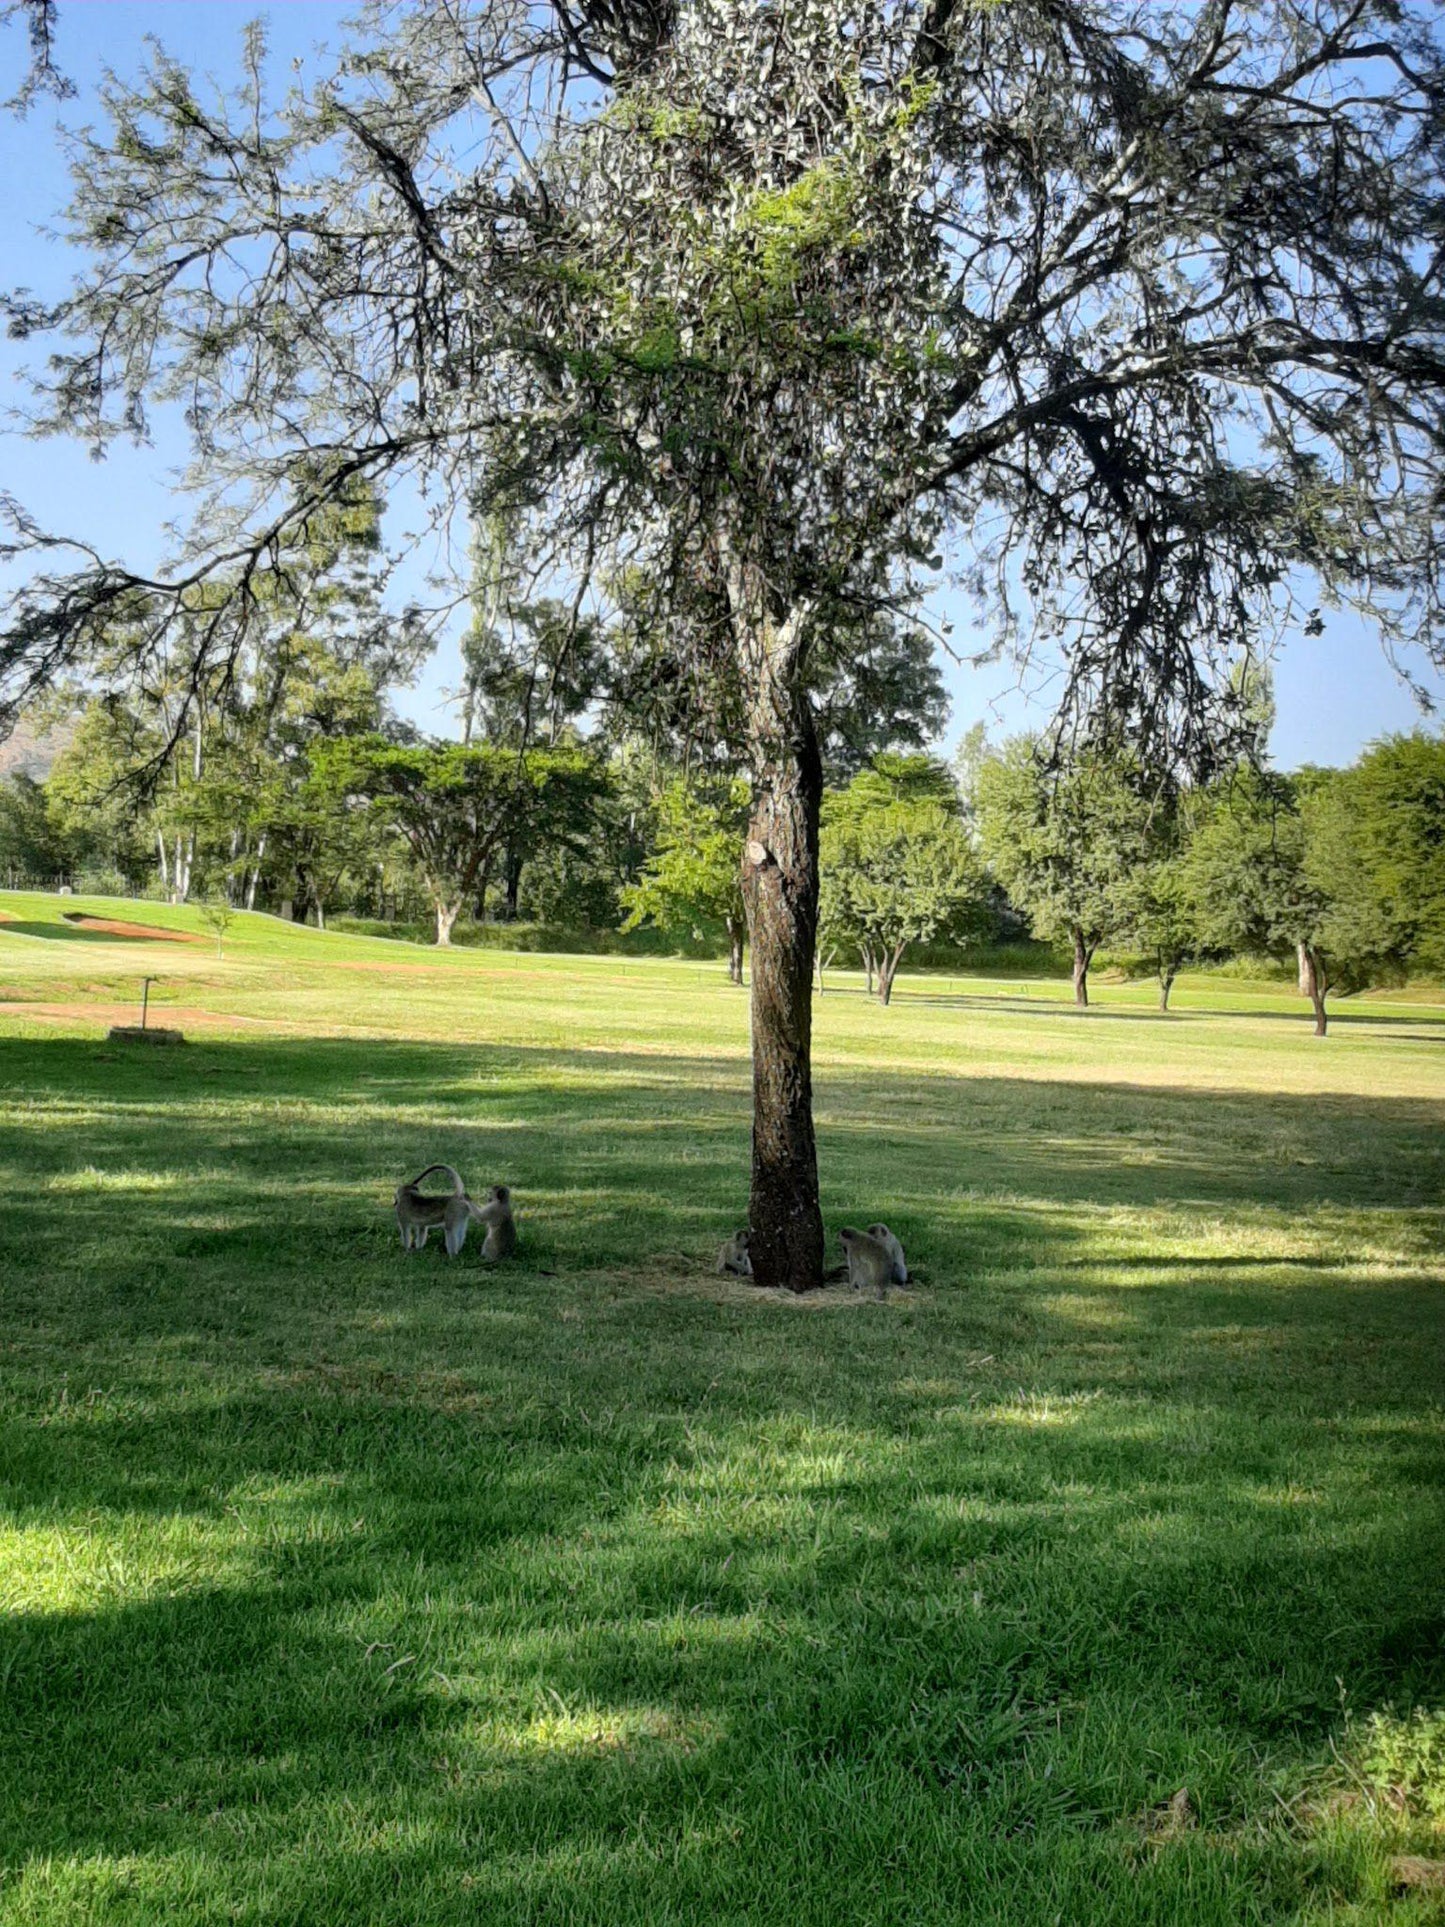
1, 891, 1442, 1924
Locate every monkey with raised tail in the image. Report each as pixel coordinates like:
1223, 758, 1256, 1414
839, 1226, 895, 1299
715, 1228, 752, 1277
394, 1164, 480, 1257
866, 1223, 908, 1286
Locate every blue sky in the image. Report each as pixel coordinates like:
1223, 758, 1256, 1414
2, 1, 1441, 768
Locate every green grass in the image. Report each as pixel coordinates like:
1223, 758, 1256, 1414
1, 890, 1442, 1924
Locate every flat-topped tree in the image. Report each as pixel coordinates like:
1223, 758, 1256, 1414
5, 4, 1445, 1285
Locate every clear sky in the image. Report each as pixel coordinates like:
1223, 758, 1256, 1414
2, 1, 1441, 768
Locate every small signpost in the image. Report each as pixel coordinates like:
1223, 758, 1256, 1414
108, 976, 185, 1045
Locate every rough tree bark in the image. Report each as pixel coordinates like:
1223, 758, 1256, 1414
1071, 928, 1094, 1008
436, 900, 460, 946
1159, 968, 1175, 1012
736, 591, 825, 1292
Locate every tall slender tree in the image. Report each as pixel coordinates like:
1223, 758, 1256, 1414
6, 4, 1445, 1282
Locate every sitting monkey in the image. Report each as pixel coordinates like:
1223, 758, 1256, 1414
866, 1222, 908, 1285
715, 1228, 753, 1277
476, 1183, 517, 1261
839, 1225, 895, 1299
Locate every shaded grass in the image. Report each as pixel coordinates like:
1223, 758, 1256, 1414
0, 894, 1442, 1923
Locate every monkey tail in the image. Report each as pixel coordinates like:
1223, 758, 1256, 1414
407, 1163, 466, 1196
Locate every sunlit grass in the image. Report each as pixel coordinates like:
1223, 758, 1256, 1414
0, 891, 1442, 1923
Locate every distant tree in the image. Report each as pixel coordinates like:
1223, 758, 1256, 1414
1184, 771, 1396, 1036
1305, 733, 1445, 981
975, 741, 1152, 1007
1117, 852, 1198, 1013
197, 897, 235, 958
622, 778, 749, 984
0, 771, 70, 882
820, 758, 990, 1004
318, 738, 600, 946
820, 752, 965, 995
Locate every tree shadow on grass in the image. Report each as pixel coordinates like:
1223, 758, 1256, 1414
0, 1036, 1442, 1918
896, 988, 1445, 1032
1, 1296, 1442, 1924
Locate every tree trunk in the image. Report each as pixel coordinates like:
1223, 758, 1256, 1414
877, 947, 904, 1006
1299, 942, 1329, 1036
1159, 968, 1175, 1012
736, 590, 824, 1292
861, 945, 876, 997
315, 900, 326, 932
727, 920, 744, 987
155, 830, 170, 894
245, 835, 266, 912
436, 900, 460, 946
1071, 928, 1094, 1007
503, 849, 523, 921
1297, 939, 1311, 995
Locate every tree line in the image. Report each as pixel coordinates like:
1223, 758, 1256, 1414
4, 619, 1440, 1037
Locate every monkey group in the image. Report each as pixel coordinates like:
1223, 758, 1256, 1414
716, 1220, 909, 1297
394, 1164, 516, 1261
395, 1163, 907, 1296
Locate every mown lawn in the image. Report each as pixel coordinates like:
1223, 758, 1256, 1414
1, 893, 1442, 1924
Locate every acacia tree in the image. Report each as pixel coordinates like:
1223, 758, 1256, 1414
5, 4, 1445, 1284
317, 737, 599, 946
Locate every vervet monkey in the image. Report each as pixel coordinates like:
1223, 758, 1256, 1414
476, 1184, 517, 1261
715, 1229, 753, 1277
394, 1164, 480, 1257
866, 1223, 908, 1286
840, 1226, 894, 1299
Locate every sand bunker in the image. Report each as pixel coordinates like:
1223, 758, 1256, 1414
62, 913, 203, 943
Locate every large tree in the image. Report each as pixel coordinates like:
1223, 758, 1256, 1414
5, 4, 1445, 1283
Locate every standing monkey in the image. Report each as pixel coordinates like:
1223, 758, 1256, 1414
395, 1164, 472, 1254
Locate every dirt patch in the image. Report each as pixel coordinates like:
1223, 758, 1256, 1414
640, 1263, 922, 1309
0, 1000, 262, 1031
62, 914, 203, 943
